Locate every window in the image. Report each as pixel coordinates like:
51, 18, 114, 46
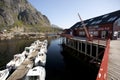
89, 18, 94, 21
96, 20, 102, 24
94, 25, 99, 28
93, 31, 98, 36
29, 76, 39, 80
82, 32, 85, 35
76, 24, 80, 28
116, 18, 120, 26
79, 32, 82, 35
91, 20, 102, 25
108, 17, 117, 22
91, 21, 96, 25
90, 32, 93, 35
102, 14, 109, 18
118, 20, 120, 26
85, 23, 88, 25
79, 31, 85, 35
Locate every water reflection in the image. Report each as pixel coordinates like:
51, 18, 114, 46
0, 39, 37, 68
45, 38, 65, 80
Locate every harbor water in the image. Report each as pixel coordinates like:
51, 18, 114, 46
0, 37, 98, 80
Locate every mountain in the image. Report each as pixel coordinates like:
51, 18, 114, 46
0, 0, 50, 32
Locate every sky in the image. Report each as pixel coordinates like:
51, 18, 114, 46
28, 0, 120, 29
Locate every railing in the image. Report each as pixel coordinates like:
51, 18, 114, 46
87, 37, 108, 46
61, 33, 108, 46
96, 39, 110, 80
61, 33, 110, 80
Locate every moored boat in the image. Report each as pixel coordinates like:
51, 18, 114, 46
0, 69, 9, 80
6, 54, 25, 69
35, 51, 46, 66
22, 46, 35, 57
40, 40, 48, 54
25, 66, 46, 80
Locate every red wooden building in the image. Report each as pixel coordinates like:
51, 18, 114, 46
68, 10, 120, 40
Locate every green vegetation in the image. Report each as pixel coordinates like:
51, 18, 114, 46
0, 1, 4, 7
13, 20, 24, 27
24, 25, 63, 33
0, 21, 63, 33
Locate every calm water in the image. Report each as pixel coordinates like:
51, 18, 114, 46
45, 38, 98, 80
0, 39, 36, 68
0, 37, 98, 80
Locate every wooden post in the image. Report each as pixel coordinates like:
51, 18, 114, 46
81, 41, 82, 52
66, 38, 68, 45
77, 41, 79, 51
90, 42, 92, 57
69, 39, 71, 46
85, 41, 87, 55
96, 44, 98, 60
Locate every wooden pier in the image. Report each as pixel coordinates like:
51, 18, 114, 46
62, 36, 120, 80
107, 40, 120, 80
62, 37, 106, 62
7, 49, 39, 80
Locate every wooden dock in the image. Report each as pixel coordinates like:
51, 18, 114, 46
62, 37, 106, 62
107, 40, 120, 80
7, 50, 39, 80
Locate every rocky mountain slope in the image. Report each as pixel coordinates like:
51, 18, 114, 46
0, 0, 50, 32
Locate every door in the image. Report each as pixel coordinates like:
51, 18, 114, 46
118, 32, 120, 39
101, 31, 106, 39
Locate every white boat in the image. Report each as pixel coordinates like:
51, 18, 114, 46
35, 51, 46, 66
25, 66, 46, 80
0, 69, 9, 80
22, 46, 35, 57
34, 40, 42, 46
40, 45, 47, 54
40, 40, 48, 54
42, 40, 48, 47
6, 54, 25, 69
31, 40, 42, 48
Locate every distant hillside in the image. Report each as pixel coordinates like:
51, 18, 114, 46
0, 0, 51, 32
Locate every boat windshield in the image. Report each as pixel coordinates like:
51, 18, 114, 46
14, 55, 20, 60
29, 76, 39, 80
39, 53, 43, 56
25, 48, 30, 53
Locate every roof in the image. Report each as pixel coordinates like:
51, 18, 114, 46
70, 10, 120, 29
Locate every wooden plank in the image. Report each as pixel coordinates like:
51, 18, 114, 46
107, 40, 120, 80
7, 63, 33, 80
7, 50, 38, 80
